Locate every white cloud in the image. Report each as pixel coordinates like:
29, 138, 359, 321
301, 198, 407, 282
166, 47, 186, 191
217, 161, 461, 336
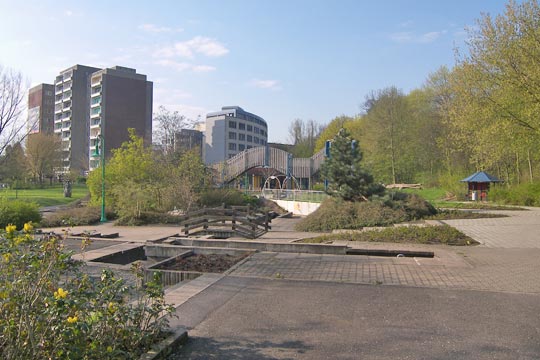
153, 36, 229, 59
249, 78, 281, 91
139, 23, 184, 33
64, 10, 73, 17
389, 30, 447, 44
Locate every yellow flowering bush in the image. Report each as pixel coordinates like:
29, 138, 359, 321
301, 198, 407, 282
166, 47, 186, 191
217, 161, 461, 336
0, 223, 174, 359
54, 287, 68, 299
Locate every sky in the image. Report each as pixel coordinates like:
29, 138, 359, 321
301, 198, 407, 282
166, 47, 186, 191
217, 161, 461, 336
0, 0, 511, 143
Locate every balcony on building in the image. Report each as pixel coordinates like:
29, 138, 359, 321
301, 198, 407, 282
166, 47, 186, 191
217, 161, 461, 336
91, 76, 102, 87
91, 85, 102, 96
90, 95, 101, 107
62, 71, 73, 82
90, 117, 101, 129
90, 106, 101, 118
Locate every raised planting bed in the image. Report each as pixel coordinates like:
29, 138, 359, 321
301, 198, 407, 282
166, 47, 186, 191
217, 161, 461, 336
155, 252, 250, 273
144, 248, 253, 287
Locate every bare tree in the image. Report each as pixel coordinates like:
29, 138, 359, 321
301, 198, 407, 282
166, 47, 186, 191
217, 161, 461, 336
26, 133, 61, 184
153, 105, 195, 155
0, 66, 27, 155
287, 118, 323, 157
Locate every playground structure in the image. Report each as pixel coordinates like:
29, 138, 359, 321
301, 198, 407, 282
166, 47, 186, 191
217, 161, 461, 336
212, 145, 326, 189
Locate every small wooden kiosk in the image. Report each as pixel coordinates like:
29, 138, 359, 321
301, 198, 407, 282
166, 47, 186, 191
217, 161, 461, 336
460, 171, 503, 201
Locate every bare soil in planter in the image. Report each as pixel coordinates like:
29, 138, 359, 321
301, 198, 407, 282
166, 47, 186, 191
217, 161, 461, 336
162, 253, 250, 273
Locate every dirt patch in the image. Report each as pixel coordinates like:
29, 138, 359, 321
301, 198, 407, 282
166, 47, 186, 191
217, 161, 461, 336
161, 253, 250, 273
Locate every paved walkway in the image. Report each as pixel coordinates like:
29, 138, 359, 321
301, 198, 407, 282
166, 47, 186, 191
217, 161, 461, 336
228, 208, 540, 294
443, 208, 540, 248
50, 207, 540, 295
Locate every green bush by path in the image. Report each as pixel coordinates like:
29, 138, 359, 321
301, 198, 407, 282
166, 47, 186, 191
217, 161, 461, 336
0, 200, 41, 229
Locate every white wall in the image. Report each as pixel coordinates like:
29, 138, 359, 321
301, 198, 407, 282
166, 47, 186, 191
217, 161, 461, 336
274, 200, 320, 216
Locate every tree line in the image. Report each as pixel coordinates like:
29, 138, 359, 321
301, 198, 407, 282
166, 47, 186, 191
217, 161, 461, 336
295, 0, 540, 192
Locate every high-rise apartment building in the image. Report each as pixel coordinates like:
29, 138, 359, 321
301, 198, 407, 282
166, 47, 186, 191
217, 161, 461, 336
47, 64, 152, 173
88, 66, 152, 170
53, 64, 100, 172
205, 106, 268, 164
28, 83, 55, 135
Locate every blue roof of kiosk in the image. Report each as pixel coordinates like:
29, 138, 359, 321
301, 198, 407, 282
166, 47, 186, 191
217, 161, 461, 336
460, 171, 503, 183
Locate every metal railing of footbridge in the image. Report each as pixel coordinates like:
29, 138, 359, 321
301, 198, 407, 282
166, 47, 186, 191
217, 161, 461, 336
213, 146, 326, 183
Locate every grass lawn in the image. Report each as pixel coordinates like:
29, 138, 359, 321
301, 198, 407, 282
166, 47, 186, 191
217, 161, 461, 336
0, 184, 89, 207
403, 188, 525, 210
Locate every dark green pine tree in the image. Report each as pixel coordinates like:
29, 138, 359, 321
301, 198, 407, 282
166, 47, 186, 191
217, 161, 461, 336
320, 128, 384, 201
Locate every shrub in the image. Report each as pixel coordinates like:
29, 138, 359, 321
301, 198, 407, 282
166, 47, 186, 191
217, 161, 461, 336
0, 200, 41, 229
199, 188, 257, 207
302, 225, 477, 246
115, 211, 181, 226
398, 193, 437, 219
352, 225, 475, 245
295, 193, 436, 232
40, 206, 116, 228
0, 225, 174, 359
490, 182, 540, 206
295, 198, 357, 231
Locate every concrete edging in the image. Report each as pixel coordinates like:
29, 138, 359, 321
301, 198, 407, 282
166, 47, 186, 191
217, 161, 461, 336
139, 326, 188, 360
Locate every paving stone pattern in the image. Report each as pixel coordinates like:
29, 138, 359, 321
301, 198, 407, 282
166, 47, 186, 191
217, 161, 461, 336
230, 249, 540, 294
443, 209, 540, 248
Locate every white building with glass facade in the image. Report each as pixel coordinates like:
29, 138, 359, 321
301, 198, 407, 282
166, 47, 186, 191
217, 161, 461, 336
204, 106, 268, 164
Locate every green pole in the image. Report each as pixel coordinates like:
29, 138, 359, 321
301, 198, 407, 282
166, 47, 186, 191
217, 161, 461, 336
100, 135, 107, 222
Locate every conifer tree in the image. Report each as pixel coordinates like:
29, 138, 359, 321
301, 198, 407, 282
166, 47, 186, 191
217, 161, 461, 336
320, 128, 384, 201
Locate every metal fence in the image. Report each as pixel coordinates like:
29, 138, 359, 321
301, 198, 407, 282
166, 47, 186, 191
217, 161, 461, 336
246, 190, 328, 203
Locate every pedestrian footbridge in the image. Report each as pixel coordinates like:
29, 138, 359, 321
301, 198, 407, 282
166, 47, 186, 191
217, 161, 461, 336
213, 146, 326, 184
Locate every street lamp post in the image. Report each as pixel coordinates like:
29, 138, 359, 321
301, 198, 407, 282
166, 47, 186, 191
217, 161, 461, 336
92, 134, 107, 222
